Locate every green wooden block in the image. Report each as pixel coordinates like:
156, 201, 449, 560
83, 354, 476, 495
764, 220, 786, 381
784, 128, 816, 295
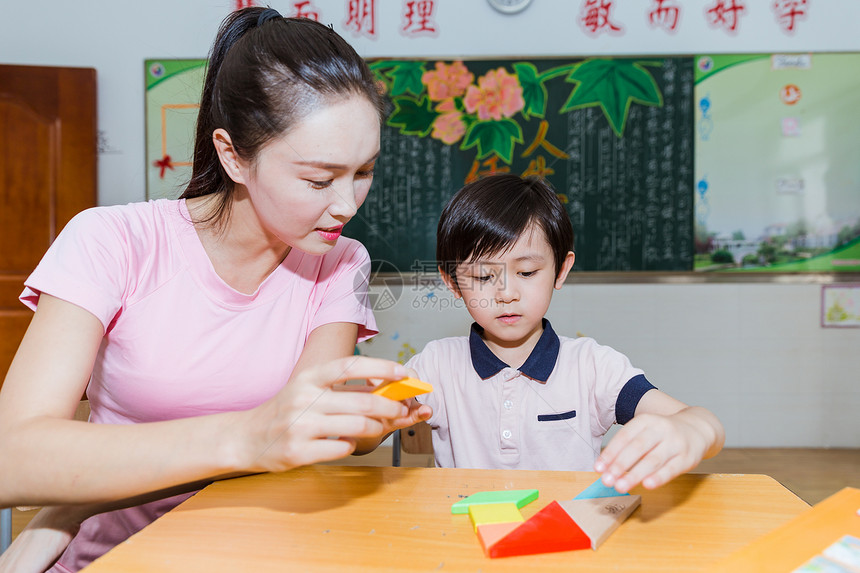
451, 489, 539, 514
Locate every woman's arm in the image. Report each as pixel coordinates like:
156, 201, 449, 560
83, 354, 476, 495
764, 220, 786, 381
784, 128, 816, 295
290, 321, 360, 377
594, 389, 725, 493
0, 318, 400, 571
0, 295, 410, 507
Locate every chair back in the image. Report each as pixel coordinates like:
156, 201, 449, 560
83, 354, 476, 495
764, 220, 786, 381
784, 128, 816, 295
400, 421, 432, 454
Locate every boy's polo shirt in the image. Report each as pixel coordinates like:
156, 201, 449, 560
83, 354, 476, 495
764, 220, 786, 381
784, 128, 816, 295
409, 320, 655, 470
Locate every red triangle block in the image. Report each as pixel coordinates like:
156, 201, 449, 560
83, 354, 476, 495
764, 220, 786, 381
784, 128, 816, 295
487, 501, 592, 558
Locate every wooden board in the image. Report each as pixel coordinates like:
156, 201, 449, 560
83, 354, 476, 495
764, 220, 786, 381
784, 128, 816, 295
708, 487, 860, 572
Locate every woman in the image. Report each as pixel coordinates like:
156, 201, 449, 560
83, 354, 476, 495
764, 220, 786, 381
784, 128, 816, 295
0, 7, 428, 571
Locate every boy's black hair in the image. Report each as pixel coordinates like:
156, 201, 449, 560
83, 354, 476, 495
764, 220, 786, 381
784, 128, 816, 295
436, 174, 574, 287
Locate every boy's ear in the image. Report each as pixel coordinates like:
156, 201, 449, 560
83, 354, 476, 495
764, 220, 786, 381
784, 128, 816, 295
438, 266, 463, 299
554, 251, 575, 289
212, 128, 247, 185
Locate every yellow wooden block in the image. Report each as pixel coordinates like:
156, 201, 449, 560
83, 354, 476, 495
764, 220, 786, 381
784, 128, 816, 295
468, 502, 524, 532
371, 377, 433, 401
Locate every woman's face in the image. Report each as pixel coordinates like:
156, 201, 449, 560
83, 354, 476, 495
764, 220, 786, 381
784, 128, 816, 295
238, 95, 381, 255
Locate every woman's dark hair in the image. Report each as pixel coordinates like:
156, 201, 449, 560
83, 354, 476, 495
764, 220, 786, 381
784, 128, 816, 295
436, 174, 574, 286
181, 7, 386, 228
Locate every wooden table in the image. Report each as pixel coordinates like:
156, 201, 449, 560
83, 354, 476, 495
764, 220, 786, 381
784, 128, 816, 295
82, 466, 810, 572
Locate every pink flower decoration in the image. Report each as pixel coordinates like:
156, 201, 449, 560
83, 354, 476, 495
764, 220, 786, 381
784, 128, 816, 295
422, 61, 474, 101
435, 99, 457, 113
431, 110, 466, 145
463, 67, 524, 121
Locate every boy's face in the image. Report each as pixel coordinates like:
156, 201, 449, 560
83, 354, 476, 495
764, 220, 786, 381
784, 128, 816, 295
443, 225, 574, 350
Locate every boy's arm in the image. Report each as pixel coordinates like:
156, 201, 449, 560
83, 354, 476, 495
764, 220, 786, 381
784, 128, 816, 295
594, 389, 725, 494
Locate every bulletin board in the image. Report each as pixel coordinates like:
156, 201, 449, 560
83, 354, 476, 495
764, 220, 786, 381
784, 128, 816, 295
693, 53, 860, 273
144, 56, 695, 273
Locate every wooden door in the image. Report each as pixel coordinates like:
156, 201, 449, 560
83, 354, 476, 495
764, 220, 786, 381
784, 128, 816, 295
0, 65, 97, 390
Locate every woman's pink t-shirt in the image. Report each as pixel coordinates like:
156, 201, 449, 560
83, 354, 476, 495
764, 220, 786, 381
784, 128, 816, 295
20, 199, 377, 571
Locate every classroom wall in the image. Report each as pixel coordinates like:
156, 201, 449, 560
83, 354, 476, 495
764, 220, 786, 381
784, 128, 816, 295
1, 0, 858, 447
368, 280, 860, 448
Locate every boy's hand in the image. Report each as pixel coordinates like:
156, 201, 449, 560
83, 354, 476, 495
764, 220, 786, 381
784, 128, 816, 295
594, 409, 711, 493
362, 367, 431, 435
379, 397, 432, 436
368, 370, 432, 433
594, 390, 725, 494
347, 367, 433, 455
349, 398, 432, 456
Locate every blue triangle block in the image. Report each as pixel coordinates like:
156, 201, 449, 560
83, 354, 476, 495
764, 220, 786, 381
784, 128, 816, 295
573, 478, 629, 500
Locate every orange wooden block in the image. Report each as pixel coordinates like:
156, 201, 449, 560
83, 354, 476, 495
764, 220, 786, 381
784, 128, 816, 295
487, 501, 592, 558
477, 522, 521, 555
371, 377, 432, 401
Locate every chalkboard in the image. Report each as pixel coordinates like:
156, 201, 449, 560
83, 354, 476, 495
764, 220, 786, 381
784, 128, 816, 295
346, 57, 695, 272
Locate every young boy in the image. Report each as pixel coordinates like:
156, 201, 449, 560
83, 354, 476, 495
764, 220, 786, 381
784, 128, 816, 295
407, 174, 724, 493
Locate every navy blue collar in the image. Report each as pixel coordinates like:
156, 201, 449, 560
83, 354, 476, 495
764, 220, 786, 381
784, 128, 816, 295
469, 319, 560, 382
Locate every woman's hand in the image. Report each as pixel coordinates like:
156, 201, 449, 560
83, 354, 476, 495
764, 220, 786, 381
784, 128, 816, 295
239, 355, 418, 472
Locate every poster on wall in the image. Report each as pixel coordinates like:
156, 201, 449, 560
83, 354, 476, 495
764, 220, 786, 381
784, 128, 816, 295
694, 53, 860, 273
821, 284, 860, 328
145, 59, 206, 201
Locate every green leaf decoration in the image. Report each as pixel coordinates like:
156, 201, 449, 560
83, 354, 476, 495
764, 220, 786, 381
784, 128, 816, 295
460, 119, 523, 163
368, 60, 396, 76
537, 62, 579, 82
368, 60, 400, 92
513, 62, 546, 120
461, 113, 478, 131
387, 95, 438, 137
560, 59, 663, 137
383, 61, 427, 97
